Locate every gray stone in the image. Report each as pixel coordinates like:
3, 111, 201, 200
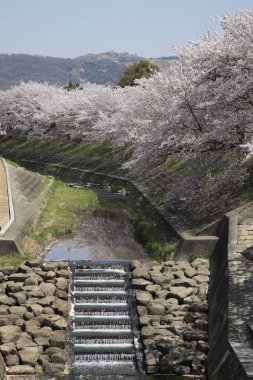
174, 365, 191, 375
24, 311, 34, 320
51, 350, 67, 363
45, 271, 56, 280
37, 314, 67, 330
8, 306, 27, 318
0, 295, 16, 306
9, 291, 27, 305
183, 330, 207, 342
167, 287, 195, 302
24, 275, 39, 286
140, 326, 156, 339
136, 291, 153, 306
49, 333, 66, 348
43, 307, 54, 314
147, 303, 165, 315
27, 290, 45, 298
55, 278, 68, 291
132, 267, 150, 280
0, 325, 21, 343
27, 304, 43, 317
38, 354, 50, 368
137, 305, 147, 316
0, 342, 17, 355
0, 305, 9, 315
56, 290, 68, 300
43, 262, 58, 272
170, 278, 197, 288
19, 346, 42, 366
16, 335, 38, 350
37, 296, 55, 307
34, 336, 50, 348
6, 353, 19, 366
17, 264, 33, 273
145, 284, 161, 294
9, 273, 31, 282
56, 269, 69, 278
132, 278, 152, 289
193, 275, 209, 283
8, 365, 35, 374
130, 260, 142, 270
184, 267, 197, 278
196, 340, 209, 353
45, 363, 65, 375
51, 299, 68, 317
26, 259, 43, 268
30, 327, 53, 339
25, 319, 41, 334
39, 282, 56, 296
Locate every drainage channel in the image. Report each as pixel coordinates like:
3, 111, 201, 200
68, 260, 145, 379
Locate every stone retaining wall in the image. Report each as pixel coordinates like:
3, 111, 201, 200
131, 258, 209, 376
0, 260, 69, 377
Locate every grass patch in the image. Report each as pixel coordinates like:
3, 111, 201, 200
30, 180, 97, 244
133, 218, 177, 261
163, 158, 186, 170
0, 252, 29, 268
146, 188, 164, 206
189, 252, 205, 262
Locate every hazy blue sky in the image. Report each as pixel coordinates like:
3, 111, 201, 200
0, 0, 252, 58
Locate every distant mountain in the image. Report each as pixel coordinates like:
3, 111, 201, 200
0, 51, 176, 89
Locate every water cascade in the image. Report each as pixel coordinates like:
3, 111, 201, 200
68, 261, 144, 378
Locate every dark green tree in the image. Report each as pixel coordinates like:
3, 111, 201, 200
117, 60, 160, 88
64, 80, 83, 91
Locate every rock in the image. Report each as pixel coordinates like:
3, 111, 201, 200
140, 326, 156, 339
173, 271, 185, 279
159, 354, 173, 373
8, 306, 27, 318
37, 296, 55, 307
174, 365, 191, 375
0, 295, 16, 306
45, 363, 65, 375
18, 264, 33, 273
51, 350, 67, 363
156, 342, 171, 354
6, 353, 19, 366
145, 284, 161, 295
28, 304, 44, 317
24, 311, 34, 320
137, 305, 147, 316
193, 275, 209, 283
30, 327, 53, 339
57, 262, 69, 270
147, 303, 165, 315
26, 259, 43, 268
130, 260, 142, 270
196, 340, 209, 353
49, 333, 66, 348
183, 330, 207, 342
136, 291, 153, 306
51, 299, 68, 317
35, 364, 44, 375
132, 267, 150, 280
9, 291, 27, 305
164, 260, 175, 267
145, 349, 160, 366
155, 290, 168, 299
146, 365, 159, 374
19, 347, 42, 366
56, 269, 69, 278
27, 290, 45, 298
190, 258, 209, 269
26, 297, 40, 305
9, 365, 35, 374
39, 283, 56, 296
0, 342, 17, 355
45, 271, 56, 280
43, 263, 58, 272
16, 335, 38, 350
0, 325, 21, 343
25, 319, 41, 334
24, 276, 39, 286
34, 336, 50, 348
22, 285, 40, 292
37, 314, 67, 330
167, 287, 195, 302
184, 267, 197, 278
189, 302, 208, 313
38, 354, 50, 368
43, 307, 54, 314
55, 278, 68, 291
9, 273, 31, 282
56, 290, 68, 300
1, 267, 14, 275
132, 278, 152, 289
0, 305, 9, 315
170, 278, 197, 288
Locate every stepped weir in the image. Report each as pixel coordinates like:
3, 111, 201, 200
68, 260, 145, 379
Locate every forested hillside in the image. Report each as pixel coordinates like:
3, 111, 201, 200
0, 51, 175, 89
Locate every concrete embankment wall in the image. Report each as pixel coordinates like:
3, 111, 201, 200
208, 216, 249, 380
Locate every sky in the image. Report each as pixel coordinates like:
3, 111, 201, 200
0, 0, 252, 58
